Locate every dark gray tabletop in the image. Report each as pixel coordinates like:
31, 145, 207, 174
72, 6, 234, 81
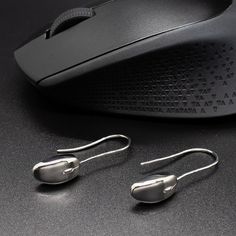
1, 1, 236, 235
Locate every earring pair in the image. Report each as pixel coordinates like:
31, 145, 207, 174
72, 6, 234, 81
33, 135, 219, 204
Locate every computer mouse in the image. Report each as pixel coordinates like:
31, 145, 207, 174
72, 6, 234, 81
15, 0, 236, 118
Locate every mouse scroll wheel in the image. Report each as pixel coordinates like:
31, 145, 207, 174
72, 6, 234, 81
47, 8, 95, 38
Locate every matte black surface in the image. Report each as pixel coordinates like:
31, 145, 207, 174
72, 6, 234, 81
1, 1, 236, 235
15, 0, 232, 82
14, 0, 236, 118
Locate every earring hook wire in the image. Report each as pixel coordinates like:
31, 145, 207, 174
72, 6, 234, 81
140, 148, 219, 181
57, 134, 131, 165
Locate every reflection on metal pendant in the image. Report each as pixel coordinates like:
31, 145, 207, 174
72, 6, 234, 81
131, 148, 219, 204
33, 134, 131, 185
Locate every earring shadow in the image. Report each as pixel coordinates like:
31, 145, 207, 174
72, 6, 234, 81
35, 176, 81, 193
131, 194, 177, 214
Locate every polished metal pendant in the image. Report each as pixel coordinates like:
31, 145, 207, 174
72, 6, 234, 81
131, 148, 219, 204
33, 134, 131, 185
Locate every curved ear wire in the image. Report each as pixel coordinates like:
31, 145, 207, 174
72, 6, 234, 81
140, 148, 219, 181
57, 134, 131, 164
33, 134, 131, 185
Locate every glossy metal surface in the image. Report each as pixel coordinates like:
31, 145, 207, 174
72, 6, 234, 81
131, 175, 177, 203
33, 134, 131, 184
33, 155, 80, 184
131, 148, 219, 203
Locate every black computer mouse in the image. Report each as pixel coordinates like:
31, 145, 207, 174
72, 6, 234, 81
15, 0, 236, 118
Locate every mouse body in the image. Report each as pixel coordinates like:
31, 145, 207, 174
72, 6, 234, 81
15, 0, 236, 118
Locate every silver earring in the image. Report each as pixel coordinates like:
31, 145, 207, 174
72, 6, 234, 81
33, 134, 131, 185
131, 148, 219, 204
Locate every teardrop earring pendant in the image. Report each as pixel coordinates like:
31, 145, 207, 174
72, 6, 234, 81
131, 148, 219, 204
33, 134, 131, 185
